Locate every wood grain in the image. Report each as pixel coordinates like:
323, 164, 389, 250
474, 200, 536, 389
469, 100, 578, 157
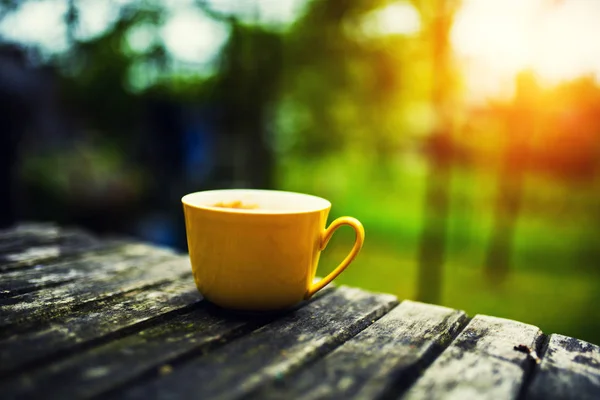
0, 243, 176, 298
0, 288, 346, 399
0, 224, 117, 273
526, 334, 600, 400
248, 300, 468, 400
0, 254, 191, 331
0, 278, 200, 376
403, 315, 543, 400
2, 225, 600, 400
111, 287, 397, 400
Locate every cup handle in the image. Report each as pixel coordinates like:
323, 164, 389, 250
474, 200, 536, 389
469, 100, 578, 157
304, 216, 365, 299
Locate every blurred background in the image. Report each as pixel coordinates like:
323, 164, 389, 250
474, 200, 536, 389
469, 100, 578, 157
1, 0, 600, 344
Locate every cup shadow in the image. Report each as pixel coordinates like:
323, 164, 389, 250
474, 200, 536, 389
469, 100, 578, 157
201, 298, 310, 320
200, 285, 336, 321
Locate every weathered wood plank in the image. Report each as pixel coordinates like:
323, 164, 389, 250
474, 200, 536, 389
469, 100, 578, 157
0, 243, 176, 298
0, 248, 179, 311
0, 302, 261, 400
0, 287, 396, 400
113, 287, 397, 400
0, 290, 330, 399
0, 223, 60, 240
0, 255, 191, 332
403, 314, 543, 400
247, 300, 468, 400
0, 224, 101, 268
0, 228, 94, 255
525, 334, 600, 400
0, 277, 201, 376
0, 236, 128, 273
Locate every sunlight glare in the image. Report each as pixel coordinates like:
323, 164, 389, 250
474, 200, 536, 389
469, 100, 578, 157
126, 24, 158, 55
363, 2, 421, 37
0, 0, 68, 53
161, 7, 229, 66
452, 0, 600, 102
77, 2, 118, 41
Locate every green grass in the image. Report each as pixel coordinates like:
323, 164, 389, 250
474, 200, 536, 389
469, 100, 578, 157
276, 153, 600, 345
318, 239, 600, 345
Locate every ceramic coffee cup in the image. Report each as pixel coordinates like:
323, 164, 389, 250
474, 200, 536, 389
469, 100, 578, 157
182, 189, 364, 311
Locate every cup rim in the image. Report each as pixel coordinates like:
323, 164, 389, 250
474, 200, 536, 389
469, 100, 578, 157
181, 189, 332, 215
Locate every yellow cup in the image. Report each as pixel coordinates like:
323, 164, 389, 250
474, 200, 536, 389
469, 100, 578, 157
182, 189, 364, 311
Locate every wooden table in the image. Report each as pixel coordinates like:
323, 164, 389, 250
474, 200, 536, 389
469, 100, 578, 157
1, 223, 599, 400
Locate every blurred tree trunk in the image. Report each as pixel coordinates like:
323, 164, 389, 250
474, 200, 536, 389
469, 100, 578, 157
0, 45, 40, 228
485, 168, 523, 284
484, 72, 536, 284
484, 123, 525, 284
0, 108, 18, 228
415, 0, 459, 304
211, 19, 282, 189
